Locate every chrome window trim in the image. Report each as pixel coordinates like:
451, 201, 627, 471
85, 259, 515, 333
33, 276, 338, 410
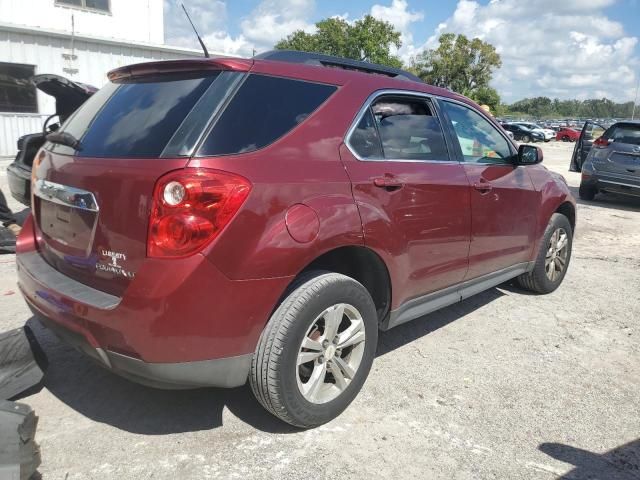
343, 88, 517, 165
344, 89, 452, 163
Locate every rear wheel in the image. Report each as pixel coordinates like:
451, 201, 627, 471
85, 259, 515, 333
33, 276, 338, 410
250, 272, 378, 428
516, 213, 572, 294
579, 182, 597, 201
521, 134, 531, 143
562, 135, 570, 142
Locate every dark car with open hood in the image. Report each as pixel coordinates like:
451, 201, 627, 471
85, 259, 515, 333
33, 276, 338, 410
7, 74, 96, 206
16, 51, 576, 428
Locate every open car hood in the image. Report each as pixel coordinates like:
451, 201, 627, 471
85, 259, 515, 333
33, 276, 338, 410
32, 74, 97, 123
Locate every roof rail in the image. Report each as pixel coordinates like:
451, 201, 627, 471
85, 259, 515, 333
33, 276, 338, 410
255, 50, 422, 83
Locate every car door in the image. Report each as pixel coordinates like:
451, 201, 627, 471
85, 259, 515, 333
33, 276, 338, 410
340, 94, 471, 307
571, 121, 605, 171
437, 99, 538, 280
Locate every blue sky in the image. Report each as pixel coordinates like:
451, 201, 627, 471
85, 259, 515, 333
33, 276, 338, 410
164, 0, 640, 103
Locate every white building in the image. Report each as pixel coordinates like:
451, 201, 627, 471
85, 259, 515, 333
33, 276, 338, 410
0, 0, 209, 156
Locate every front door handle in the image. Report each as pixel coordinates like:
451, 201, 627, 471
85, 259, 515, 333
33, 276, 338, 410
373, 176, 403, 190
473, 179, 493, 194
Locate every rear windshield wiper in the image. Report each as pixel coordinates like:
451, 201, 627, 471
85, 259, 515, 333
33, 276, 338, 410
46, 131, 82, 150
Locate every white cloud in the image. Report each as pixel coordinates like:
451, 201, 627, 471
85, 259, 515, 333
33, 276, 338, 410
370, 0, 424, 62
422, 0, 639, 102
164, 0, 315, 57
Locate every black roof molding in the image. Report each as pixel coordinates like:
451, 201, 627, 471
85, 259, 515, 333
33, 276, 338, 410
255, 50, 423, 83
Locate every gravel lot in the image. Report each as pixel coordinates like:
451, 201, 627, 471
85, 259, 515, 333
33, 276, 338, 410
1, 142, 639, 480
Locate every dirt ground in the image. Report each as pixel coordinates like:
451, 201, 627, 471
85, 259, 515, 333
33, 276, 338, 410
1, 142, 639, 480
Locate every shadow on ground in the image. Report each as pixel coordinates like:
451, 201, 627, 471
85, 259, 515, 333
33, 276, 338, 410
569, 186, 640, 212
25, 286, 506, 435
540, 439, 640, 480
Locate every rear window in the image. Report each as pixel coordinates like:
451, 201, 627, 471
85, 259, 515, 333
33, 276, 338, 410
197, 75, 337, 156
51, 72, 225, 158
609, 124, 640, 146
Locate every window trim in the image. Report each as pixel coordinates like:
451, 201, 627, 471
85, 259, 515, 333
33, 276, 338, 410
436, 98, 518, 165
345, 90, 456, 164
55, 0, 111, 15
345, 89, 517, 165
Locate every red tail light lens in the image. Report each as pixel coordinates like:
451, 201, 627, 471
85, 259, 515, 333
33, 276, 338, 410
148, 169, 251, 258
593, 136, 610, 148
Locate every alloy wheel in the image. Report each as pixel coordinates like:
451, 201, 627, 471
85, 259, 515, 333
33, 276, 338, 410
296, 303, 366, 404
545, 227, 569, 281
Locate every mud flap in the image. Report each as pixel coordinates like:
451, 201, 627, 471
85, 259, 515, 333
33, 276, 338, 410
0, 401, 41, 480
0, 327, 48, 401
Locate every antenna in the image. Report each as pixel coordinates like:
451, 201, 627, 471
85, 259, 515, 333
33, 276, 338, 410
181, 3, 210, 58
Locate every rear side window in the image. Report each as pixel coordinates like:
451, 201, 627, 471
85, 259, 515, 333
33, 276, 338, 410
609, 124, 640, 146
198, 75, 337, 156
52, 72, 223, 158
348, 96, 449, 161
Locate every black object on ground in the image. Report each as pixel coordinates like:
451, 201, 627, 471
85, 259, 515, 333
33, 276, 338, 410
0, 400, 41, 480
0, 326, 48, 401
0, 226, 16, 254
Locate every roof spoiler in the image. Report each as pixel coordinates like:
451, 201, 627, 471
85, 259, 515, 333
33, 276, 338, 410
255, 50, 423, 83
107, 58, 253, 82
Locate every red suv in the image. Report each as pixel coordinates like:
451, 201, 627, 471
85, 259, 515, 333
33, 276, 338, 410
16, 51, 576, 428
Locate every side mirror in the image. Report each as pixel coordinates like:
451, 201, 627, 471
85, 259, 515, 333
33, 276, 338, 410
518, 144, 543, 165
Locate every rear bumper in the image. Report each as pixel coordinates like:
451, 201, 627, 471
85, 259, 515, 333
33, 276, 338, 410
33, 313, 251, 389
582, 164, 640, 197
16, 215, 292, 388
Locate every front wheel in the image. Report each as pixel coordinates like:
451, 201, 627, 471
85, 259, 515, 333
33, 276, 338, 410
562, 135, 570, 142
522, 134, 531, 143
250, 272, 378, 428
516, 213, 573, 294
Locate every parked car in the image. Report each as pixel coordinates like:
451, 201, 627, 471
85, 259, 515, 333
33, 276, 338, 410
6, 74, 96, 206
570, 121, 607, 171
502, 123, 545, 143
556, 128, 581, 142
16, 51, 576, 428
513, 122, 555, 142
578, 120, 640, 200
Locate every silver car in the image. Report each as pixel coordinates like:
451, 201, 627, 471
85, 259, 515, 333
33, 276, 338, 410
577, 121, 640, 200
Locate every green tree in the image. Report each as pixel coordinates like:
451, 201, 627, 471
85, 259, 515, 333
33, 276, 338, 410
469, 85, 501, 113
275, 16, 402, 68
411, 33, 502, 97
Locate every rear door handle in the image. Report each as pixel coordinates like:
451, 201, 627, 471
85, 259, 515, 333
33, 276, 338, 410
373, 176, 403, 190
473, 180, 493, 194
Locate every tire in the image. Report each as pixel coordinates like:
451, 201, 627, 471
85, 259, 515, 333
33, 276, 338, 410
250, 271, 378, 428
516, 213, 573, 294
579, 182, 596, 201
562, 136, 570, 142
522, 135, 531, 143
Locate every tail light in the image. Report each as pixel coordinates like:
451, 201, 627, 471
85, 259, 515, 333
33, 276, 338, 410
593, 137, 610, 148
148, 169, 251, 258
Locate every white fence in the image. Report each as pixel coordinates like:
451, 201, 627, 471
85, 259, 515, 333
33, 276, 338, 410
0, 113, 49, 157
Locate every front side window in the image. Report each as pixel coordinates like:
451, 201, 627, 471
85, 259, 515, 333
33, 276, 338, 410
198, 75, 337, 156
441, 101, 513, 164
0, 62, 37, 113
56, 0, 110, 13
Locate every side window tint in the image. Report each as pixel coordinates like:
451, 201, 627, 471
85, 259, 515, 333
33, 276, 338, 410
372, 97, 449, 161
349, 108, 383, 159
198, 74, 336, 156
441, 101, 513, 164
